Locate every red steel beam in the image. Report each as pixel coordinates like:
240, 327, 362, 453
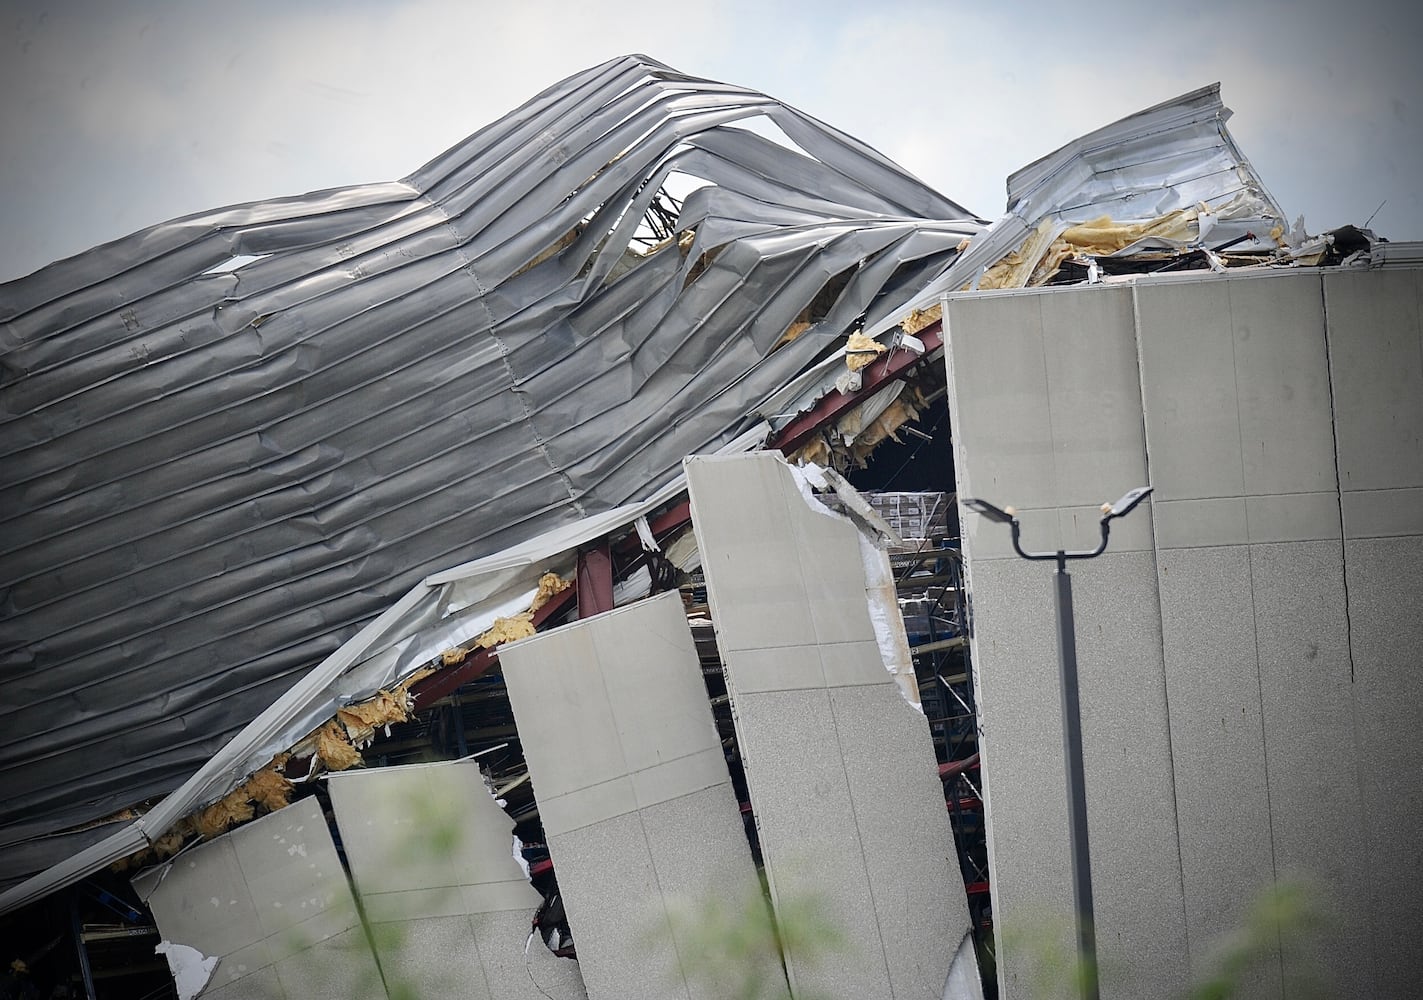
939, 751, 980, 780
576, 542, 614, 619
410, 502, 697, 708
408, 321, 944, 709
769, 320, 944, 457
410, 584, 577, 710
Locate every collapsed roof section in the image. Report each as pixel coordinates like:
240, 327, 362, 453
4, 54, 1390, 917
0, 55, 984, 897
874, 82, 1316, 332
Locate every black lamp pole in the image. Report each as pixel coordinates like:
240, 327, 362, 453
963, 487, 1152, 1000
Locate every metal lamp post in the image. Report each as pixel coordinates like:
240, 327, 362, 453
962, 486, 1153, 1000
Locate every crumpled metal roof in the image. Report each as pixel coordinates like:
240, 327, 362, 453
0, 54, 985, 895
874, 82, 1289, 331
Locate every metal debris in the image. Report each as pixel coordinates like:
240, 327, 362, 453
0, 52, 982, 897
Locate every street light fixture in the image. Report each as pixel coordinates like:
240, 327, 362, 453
962, 486, 1153, 1000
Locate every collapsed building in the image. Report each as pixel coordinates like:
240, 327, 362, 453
2, 54, 1419, 1000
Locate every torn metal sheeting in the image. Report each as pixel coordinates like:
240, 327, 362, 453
1, 52, 985, 898
868, 83, 1291, 333
1005, 84, 1284, 244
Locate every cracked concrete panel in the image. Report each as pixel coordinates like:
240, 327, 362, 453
326, 760, 586, 1000
1250, 541, 1372, 1000
1324, 269, 1423, 996
686, 451, 979, 1000
499, 591, 783, 1000
132, 796, 385, 1000
1323, 268, 1423, 494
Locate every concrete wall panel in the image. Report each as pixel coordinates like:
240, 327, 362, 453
1225, 273, 1336, 496
1156, 545, 1279, 997
1323, 268, 1423, 491
1343, 536, 1423, 999
943, 292, 1058, 512
952, 556, 1070, 996
1325, 268, 1423, 998
326, 760, 586, 1000
1065, 552, 1187, 998
1133, 278, 1243, 500
728, 686, 892, 999
687, 452, 979, 1000
948, 284, 1182, 997
947, 285, 1145, 557
134, 796, 385, 1000
1250, 541, 1372, 999
968, 547, 1187, 998
1037, 284, 1148, 505
948, 266, 1423, 999
499, 591, 783, 1000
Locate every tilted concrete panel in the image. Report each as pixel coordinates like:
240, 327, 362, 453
133, 796, 386, 1000
686, 451, 980, 1000
326, 760, 587, 1000
498, 591, 785, 1000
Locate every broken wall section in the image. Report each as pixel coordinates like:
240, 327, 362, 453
133, 796, 386, 1000
686, 451, 980, 1000
326, 761, 586, 1000
499, 591, 786, 1000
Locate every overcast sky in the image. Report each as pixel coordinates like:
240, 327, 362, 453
3, 0, 1420, 284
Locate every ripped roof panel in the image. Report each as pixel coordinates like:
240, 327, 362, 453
3, 56, 1363, 914
870, 82, 1292, 330
1005, 82, 1286, 238
0, 55, 982, 893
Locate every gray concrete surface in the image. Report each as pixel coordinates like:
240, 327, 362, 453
686, 451, 981, 1000
946, 266, 1423, 1000
498, 591, 785, 1000
326, 760, 587, 1000
133, 796, 386, 1000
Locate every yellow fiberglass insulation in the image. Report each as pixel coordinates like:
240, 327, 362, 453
475, 612, 537, 649
337, 688, 411, 747
244, 761, 295, 813
850, 394, 922, 465
901, 303, 941, 335
529, 572, 572, 612
194, 787, 256, 840
315, 720, 365, 772
845, 331, 887, 372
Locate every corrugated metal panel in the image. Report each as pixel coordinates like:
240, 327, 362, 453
0, 54, 983, 891
869, 82, 1286, 334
